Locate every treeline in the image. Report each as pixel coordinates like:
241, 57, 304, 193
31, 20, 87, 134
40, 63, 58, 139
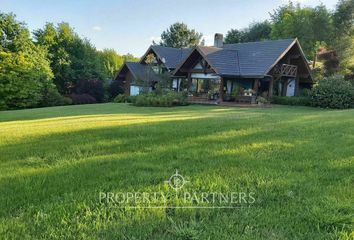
157, 0, 353, 80
223, 0, 353, 79
0, 13, 138, 110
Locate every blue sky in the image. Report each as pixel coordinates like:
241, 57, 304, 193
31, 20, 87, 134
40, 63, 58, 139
1, 0, 338, 57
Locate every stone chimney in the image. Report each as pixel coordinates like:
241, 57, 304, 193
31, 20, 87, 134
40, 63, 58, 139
214, 33, 223, 48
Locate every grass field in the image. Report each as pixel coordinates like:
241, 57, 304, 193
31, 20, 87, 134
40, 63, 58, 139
0, 103, 353, 239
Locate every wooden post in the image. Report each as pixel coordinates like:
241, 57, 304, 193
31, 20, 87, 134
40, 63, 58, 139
253, 78, 260, 95
282, 79, 288, 96
187, 72, 192, 93
268, 77, 274, 99
295, 75, 300, 96
219, 77, 224, 102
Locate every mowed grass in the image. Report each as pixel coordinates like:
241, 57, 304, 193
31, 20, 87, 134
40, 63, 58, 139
0, 103, 353, 239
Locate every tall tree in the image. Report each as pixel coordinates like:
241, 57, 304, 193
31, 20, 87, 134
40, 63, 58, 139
34, 22, 105, 94
244, 21, 272, 42
98, 49, 139, 80
0, 13, 54, 110
332, 0, 354, 78
270, 2, 333, 58
159, 22, 202, 48
224, 29, 245, 44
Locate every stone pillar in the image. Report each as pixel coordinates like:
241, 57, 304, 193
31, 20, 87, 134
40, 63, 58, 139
268, 77, 274, 99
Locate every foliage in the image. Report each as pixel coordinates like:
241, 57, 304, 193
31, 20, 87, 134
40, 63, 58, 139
272, 96, 310, 106
40, 84, 69, 107
310, 75, 354, 109
69, 93, 97, 105
33, 22, 106, 94
0, 13, 54, 110
98, 49, 138, 80
256, 96, 268, 104
225, 21, 272, 44
75, 79, 105, 102
270, 3, 333, 57
108, 80, 125, 99
133, 91, 188, 107
159, 22, 202, 48
113, 94, 127, 103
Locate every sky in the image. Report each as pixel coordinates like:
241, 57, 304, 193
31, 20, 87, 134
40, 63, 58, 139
1, 0, 339, 57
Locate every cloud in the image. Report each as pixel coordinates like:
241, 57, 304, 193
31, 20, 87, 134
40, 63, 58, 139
92, 26, 102, 32
150, 36, 161, 43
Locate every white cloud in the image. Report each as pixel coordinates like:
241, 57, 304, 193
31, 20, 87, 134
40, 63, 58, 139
92, 26, 102, 32
150, 36, 161, 43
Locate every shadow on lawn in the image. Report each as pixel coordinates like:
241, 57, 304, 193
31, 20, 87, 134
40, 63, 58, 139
0, 108, 353, 238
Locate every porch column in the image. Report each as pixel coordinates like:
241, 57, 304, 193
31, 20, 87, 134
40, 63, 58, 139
187, 72, 192, 93
219, 77, 224, 102
268, 77, 274, 99
295, 75, 300, 96
253, 78, 260, 94
282, 79, 288, 96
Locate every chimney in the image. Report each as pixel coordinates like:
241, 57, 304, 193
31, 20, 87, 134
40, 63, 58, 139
214, 33, 223, 48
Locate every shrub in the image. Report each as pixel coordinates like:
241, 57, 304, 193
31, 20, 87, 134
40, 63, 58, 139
69, 94, 97, 105
132, 91, 188, 107
272, 96, 310, 106
75, 79, 104, 102
114, 94, 127, 103
310, 75, 354, 109
40, 85, 65, 107
256, 96, 268, 104
109, 80, 124, 99
62, 97, 73, 105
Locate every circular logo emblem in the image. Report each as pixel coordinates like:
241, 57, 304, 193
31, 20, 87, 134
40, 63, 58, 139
166, 170, 188, 191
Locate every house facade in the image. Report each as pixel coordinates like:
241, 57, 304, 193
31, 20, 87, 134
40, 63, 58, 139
114, 34, 313, 102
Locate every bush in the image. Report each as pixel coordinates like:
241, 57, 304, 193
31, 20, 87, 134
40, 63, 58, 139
69, 94, 97, 105
132, 91, 188, 107
310, 75, 354, 109
114, 94, 127, 103
40, 85, 66, 107
109, 80, 124, 99
62, 97, 73, 105
256, 96, 268, 104
75, 79, 104, 102
272, 96, 311, 106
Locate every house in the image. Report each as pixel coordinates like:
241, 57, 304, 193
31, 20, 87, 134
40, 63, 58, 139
114, 45, 191, 96
114, 34, 313, 102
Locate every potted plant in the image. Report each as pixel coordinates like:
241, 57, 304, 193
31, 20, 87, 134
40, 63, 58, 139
256, 96, 268, 106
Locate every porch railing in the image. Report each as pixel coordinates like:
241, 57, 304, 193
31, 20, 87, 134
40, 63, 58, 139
273, 64, 297, 78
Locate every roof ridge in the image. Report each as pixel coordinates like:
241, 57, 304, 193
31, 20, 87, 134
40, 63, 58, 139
223, 38, 295, 47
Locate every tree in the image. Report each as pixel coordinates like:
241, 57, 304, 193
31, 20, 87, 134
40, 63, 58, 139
244, 21, 272, 42
0, 13, 54, 110
98, 49, 139, 80
270, 3, 333, 58
332, 0, 354, 78
159, 22, 202, 48
225, 21, 272, 44
224, 29, 245, 44
34, 22, 105, 94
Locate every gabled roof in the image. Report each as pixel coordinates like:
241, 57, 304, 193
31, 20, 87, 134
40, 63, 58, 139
223, 38, 296, 77
115, 62, 161, 82
140, 45, 191, 70
174, 38, 310, 78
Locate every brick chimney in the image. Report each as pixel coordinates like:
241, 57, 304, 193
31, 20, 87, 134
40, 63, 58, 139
214, 33, 223, 48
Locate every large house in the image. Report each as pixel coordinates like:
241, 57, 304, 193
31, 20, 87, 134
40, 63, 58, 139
114, 34, 313, 102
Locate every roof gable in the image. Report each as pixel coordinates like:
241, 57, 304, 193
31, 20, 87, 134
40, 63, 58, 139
223, 38, 296, 77
115, 62, 162, 82
140, 45, 191, 70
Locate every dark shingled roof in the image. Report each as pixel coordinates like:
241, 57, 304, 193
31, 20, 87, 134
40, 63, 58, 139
222, 38, 296, 77
176, 38, 297, 77
150, 45, 191, 69
125, 62, 161, 82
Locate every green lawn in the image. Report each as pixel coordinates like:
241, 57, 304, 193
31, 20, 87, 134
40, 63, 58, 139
0, 103, 353, 239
